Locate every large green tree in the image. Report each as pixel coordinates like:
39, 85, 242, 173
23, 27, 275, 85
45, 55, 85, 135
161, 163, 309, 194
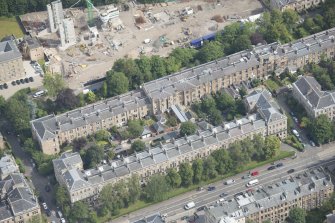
192, 159, 203, 184
128, 120, 143, 138
144, 174, 170, 202
289, 207, 306, 223
43, 73, 66, 97
131, 140, 146, 152
179, 163, 193, 187
197, 41, 224, 63
180, 121, 197, 136
106, 71, 129, 97
309, 114, 334, 144
165, 168, 181, 188
264, 136, 280, 159
55, 88, 79, 111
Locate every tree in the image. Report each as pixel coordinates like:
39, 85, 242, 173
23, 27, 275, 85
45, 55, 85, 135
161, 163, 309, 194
180, 121, 197, 136
83, 145, 104, 168
55, 88, 79, 111
131, 140, 146, 152
151, 56, 166, 79
264, 136, 280, 159
170, 47, 196, 67
309, 114, 334, 144
68, 201, 90, 222
165, 56, 181, 74
288, 207, 306, 223
106, 71, 129, 97
250, 32, 264, 45
192, 159, 203, 184
113, 58, 141, 89
107, 150, 115, 160
43, 72, 66, 97
27, 216, 44, 223
144, 174, 170, 202
128, 120, 143, 138
72, 137, 87, 151
229, 34, 252, 54
166, 116, 178, 127
179, 163, 193, 187
165, 168, 181, 188
208, 108, 223, 126
212, 149, 233, 175
95, 129, 111, 141
55, 185, 70, 210
135, 56, 152, 82
202, 156, 217, 180
100, 81, 108, 98
127, 174, 141, 203
0, 95, 5, 115
282, 9, 299, 31
215, 93, 235, 111
197, 41, 224, 63
85, 91, 96, 103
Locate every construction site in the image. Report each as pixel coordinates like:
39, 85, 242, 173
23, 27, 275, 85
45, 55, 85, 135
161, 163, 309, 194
19, 0, 264, 90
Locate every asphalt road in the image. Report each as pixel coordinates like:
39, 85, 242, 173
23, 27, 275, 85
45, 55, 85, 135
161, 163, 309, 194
112, 144, 335, 223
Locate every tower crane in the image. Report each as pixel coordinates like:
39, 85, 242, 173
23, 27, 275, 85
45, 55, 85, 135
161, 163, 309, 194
66, 0, 101, 26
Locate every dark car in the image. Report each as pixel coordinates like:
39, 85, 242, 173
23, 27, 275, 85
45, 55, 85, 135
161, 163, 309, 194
276, 163, 284, 168
267, 166, 276, 171
0, 85, 3, 90
181, 216, 189, 220
24, 78, 29, 83
287, 169, 295, 174
16, 80, 20, 85
38, 196, 44, 203
11, 81, 16, 86
208, 186, 216, 191
3, 83, 8, 89
220, 192, 228, 197
197, 206, 206, 212
45, 185, 51, 192
20, 79, 24, 84
29, 77, 34, 82
45, 209, 51, 217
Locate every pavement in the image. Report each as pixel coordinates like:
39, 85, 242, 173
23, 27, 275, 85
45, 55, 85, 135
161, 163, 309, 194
111, 140, 335, 223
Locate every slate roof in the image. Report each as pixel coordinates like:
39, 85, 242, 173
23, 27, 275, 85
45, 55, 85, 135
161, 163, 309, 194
0, 40, 21, 63
0, 173, 39, 221
132, 213, 164, 223
293, 76, 335, 110
207, 168, 332, 221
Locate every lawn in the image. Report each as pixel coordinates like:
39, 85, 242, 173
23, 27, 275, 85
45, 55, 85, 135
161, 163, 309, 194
103, 150, 295, 222
264, 79, 281, 92
0, 17, 24, 39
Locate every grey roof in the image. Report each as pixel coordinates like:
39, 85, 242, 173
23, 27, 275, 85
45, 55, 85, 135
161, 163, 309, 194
0, 40, 21, 63
293, 76, 335, 110
0, 173, 38, 221
171, 105, 188, 122
0, 155, 19, 178
23, 36, 41, 49
31, 89, 151, 140
207, 168, 332, 221
132, 213, 164, 223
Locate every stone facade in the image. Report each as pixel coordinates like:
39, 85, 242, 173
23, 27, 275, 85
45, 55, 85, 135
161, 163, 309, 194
32, 27, 335, 155
205, 168, 333, 223
0, 40, 24, 82
269, 0, 325, 12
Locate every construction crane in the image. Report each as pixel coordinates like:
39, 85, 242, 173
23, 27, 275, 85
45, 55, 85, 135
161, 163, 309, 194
67, 0, 101, 26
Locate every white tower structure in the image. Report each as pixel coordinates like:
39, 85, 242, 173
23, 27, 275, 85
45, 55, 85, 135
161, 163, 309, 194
59, 18, 76, 48
47, 0, 64, 33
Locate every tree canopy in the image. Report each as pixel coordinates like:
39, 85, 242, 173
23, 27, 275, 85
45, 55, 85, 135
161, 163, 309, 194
43, 73, 66, 97
180, 121, 197, 136
289, 207, 306, 223
106, 71, 129, 97
131, 140, 146, 152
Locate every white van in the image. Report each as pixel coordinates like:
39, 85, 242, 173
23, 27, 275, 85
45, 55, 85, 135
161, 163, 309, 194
292, 129, 299, 138
225, 179, 235, 185
246, 179, 259, 187
184, 201, 195, 210
33, 90, 46, 98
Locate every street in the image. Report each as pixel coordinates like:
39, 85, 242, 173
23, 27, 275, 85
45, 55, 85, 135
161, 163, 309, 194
112, 143, 335, 223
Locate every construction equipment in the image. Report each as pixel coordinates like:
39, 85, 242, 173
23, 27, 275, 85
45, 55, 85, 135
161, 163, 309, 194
66, 0, 101, 27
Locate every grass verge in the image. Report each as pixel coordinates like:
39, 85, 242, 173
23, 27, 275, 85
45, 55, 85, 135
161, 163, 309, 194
0, 17, 23, 39
102, 150, 295, 222
264, 79, 281, 93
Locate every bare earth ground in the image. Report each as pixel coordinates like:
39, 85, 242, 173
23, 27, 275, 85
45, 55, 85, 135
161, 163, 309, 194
61, 0, 263, 89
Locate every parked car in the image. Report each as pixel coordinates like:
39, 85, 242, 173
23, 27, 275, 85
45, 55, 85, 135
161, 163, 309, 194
29, 76, 34, 82
267, 166, 276, 171
46, 209, 51, 217
42, 203, 47, 210
0, 85, 3, 90
276, 163, 284, 168
287, 169, 295, 174
293, 117, 299, 124
3, 83, 8, 89
310, 140, 316, 147
197, 206, 206, 211
242, 174, 251, 179
24, 78, 29, 83
197, 187, 204, 191
38, 196, 44, 203
60, 218, 66, 223
16, 80, 20, 85
251, 171, 259, 176
11, 81, 16, 86
225, 179, 235, 185
208, 186, 216, 191
20, 79, 24, 84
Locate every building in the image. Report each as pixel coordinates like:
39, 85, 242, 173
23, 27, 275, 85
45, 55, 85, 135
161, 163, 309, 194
21, 36, 44, 61
292, 76, 335, 120
269, 0, 325, 12
0, 133, 4, 149
0, 155, 19, 180
53, 89, 286, 203
326, 210, 335, 223
131, 213, 164, 223
59, 18, 76, 48
0, 156, 40, 223
32, 27, 335, 154
47, 0, 64, 33
205, 168, 333, 223
0, 40, 24, 82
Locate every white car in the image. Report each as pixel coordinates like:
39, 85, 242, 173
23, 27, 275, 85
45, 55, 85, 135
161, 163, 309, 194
216, 198, 225, 204
42, 203, 47, 210
60, 218, 66, 223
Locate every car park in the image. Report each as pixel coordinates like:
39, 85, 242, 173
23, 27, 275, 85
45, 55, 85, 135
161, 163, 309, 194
276, 163, 284, 168
267, 166, 276, 171
287, 169, 295, 174
3, 83, 8, 89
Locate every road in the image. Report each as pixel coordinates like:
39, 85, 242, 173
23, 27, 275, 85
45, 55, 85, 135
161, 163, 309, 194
3, 132, 60, 223
112, 143, 335, 223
